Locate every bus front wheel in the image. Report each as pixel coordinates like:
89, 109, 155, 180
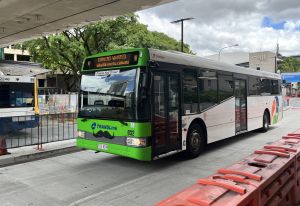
260, 112, 270, 133
185, 124, 205, 158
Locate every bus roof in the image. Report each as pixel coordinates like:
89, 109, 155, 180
82, 48, 281, 80
0, 75, 34, 83
148, 48, 281, 80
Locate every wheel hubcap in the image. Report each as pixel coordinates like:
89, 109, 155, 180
190, 131, 200, 150
264, 116, 268, 128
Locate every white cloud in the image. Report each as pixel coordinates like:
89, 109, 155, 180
137, 0, 300, 57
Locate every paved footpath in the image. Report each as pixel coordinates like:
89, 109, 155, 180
0, 109, 300, 206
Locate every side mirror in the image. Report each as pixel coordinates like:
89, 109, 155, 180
142, 72, 147, 88
148, 60, 159, 68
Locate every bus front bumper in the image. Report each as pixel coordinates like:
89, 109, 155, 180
76, 138, 152, 161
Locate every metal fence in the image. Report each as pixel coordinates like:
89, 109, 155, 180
1, 113, 77, 149
38, 93, 78, 115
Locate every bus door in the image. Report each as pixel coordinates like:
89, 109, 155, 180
234, 79, 247, 133
152, 72, 181, 156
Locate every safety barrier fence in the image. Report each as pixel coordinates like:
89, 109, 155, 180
157, 129, 300, 206
0, 113, 77, 155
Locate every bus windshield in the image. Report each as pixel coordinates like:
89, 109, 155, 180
79, 68, 137, 120
0, 83, 34, 108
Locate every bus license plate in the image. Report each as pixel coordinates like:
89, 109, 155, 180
98, 144, 108, 151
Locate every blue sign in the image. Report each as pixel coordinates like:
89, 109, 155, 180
282, 72, 300, 83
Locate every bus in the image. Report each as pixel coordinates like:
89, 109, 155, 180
77, 48, 282, 161
0, 75, 39, 134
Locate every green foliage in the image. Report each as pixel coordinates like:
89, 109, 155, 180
278, 57, 300, 73
21, 14, 192, 90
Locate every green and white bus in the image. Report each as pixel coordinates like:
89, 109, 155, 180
77, 48, 282, 161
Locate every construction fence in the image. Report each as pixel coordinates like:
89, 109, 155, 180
157, 129, 300, 206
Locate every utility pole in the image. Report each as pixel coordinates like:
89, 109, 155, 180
171, 17, 194, 52
218, 44, 239, 61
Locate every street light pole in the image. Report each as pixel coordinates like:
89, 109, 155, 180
171, 17, 194, 52
218, 44, 239, 61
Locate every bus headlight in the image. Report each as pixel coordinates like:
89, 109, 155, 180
78, 131, 86, 138
126, 137, 147, 147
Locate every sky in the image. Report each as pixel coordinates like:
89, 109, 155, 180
137, 0, 300, 57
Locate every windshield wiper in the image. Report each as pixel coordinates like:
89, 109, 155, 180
82, 91, 126, 99
119, 120, 128, 126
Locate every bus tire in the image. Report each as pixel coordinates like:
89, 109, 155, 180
260, 112, 270, 133
185, 124, 205, 158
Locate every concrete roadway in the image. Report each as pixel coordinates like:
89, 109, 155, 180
0, 109, 300, 206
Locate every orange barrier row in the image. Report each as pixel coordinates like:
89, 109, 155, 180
156, 130, 300, 206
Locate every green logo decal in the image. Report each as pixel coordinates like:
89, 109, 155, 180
91, 122, 118, 131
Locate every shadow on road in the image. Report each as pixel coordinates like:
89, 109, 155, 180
205, 127, 276, 153
72, 127, 278, 172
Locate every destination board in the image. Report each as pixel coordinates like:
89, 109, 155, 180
84, 51, 139, 70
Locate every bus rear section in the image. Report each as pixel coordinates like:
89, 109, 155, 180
0, 76, 39, 134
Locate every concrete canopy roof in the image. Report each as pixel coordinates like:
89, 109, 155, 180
0, 0, 174, 47
0, 60, 50, 76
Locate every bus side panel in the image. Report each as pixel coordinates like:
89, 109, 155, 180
269, 95, 282, 125
0, 107, 35, 117
247, 95, 282, 131
205, 98, 236, 143
247, 96, 266, 131
181, 98, 236, 146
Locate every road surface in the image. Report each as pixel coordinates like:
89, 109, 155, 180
0, 109, 299, 206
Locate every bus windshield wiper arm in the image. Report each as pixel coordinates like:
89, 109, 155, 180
83, 91, 126, 99
119, 120, 128, 126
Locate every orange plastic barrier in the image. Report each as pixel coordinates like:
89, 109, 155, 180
0, 138, 8, 156
156, 129, 300, 206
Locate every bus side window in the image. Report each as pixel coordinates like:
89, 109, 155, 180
183, 69, 198, 114
218, 74, 233, 102
198, 69, 218, 112
249, 77, 260, 95
271, 80, 279, 95
0, 84, 10, 108
260, 78, 272, 95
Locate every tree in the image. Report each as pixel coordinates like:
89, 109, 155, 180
278, 57, 300, 73
22, 14, 192, 91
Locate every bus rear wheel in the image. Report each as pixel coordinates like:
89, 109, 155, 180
260, 112, 270, 133
185, 124, 205, 158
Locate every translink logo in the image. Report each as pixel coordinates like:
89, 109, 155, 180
91, 122, 97, 130
91, 122, 117, 131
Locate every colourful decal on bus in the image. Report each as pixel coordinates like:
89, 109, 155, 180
272, 96, 279, 124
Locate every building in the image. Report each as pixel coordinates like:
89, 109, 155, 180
36, 71, 78, 94
205, 52, 250, 67
249, 51, 277, 73
2, 46, 30, 61
205, 51, 280, 73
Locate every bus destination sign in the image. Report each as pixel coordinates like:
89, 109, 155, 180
84, 51, 139, 70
